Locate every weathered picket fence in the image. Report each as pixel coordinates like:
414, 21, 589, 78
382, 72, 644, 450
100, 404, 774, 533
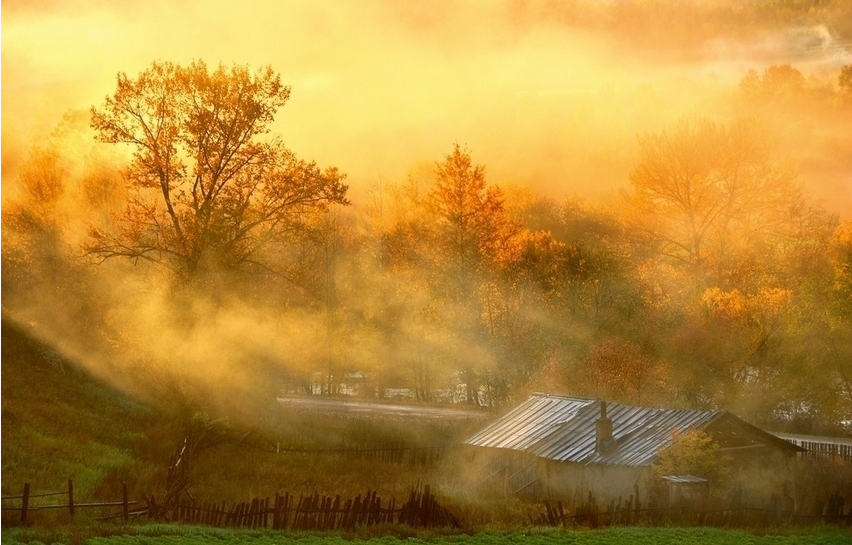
171, 484, 459, 530
2, 481, 459, 530
531, 490, 852, 528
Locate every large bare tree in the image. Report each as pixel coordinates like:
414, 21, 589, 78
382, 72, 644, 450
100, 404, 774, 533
628, 117, 798, 288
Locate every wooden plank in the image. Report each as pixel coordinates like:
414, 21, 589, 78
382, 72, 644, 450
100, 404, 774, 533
234, 503, 243, 527
364, 490, 375, 526
68, 480, 75, 518
69, 501, 139, 509
373, 492, 381, 526
318, 496, 328, 530
251, 498, 260, 528
349, 496, 360, 529
272, 494, 281, 530
20, 491, 68, 499
341, 498, 353, 530
21, 483, 30, 525
262, 497, 269, 529
306, 493, 315, 530
281, 493, 291, 530
293, 496, 302, 530
311, 493, 321, 529
122, 482, 129, 522
331, 495, 341, 530
317, 496, 331, 530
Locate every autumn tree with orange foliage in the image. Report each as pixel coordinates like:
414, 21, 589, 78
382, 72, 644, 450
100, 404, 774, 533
654, 429, 724, 484
418, 145, 522, 404
701, 287, 793, 405
573, 338, 670, 406
427, 144, 520, 294
87, 61, 349, 283
821, 222, 852, 422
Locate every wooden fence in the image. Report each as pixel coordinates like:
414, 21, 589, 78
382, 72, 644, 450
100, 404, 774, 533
531, 491, 852, 528
2, 481, 458, 530
171, 485, 459, 530
1, 481, 137, 525
788, 439, 852, 459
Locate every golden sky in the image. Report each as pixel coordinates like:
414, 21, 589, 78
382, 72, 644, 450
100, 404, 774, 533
3, 0, 851, 210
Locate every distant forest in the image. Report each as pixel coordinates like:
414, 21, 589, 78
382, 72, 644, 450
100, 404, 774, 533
3, 8, 852, 435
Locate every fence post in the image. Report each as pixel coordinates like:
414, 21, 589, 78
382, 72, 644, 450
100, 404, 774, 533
21, 483, 30, 525
68, 480, 75, 518
122, 482, 129, 521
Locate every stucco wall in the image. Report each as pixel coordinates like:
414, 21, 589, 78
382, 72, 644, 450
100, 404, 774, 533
722, 449, 796, 508
465, 447, 543, 498
539, 460, 653, 504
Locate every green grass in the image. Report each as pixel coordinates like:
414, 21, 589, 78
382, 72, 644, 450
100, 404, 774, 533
1, 318, 165, 499
2, 524, 851, 545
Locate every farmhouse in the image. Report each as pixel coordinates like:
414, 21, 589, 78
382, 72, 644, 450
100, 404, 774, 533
463, 393, 803, 508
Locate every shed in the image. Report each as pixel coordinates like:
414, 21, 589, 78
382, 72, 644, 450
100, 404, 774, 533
660, 475, 709, 507
463, 393, 803, 506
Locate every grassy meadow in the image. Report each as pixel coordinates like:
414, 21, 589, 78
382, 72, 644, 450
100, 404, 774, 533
1, 319, 167, 500
3, 318, 850, 541
1, 318, 506, 526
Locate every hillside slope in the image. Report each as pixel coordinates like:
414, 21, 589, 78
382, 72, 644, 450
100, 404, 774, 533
1, 317, 164, 500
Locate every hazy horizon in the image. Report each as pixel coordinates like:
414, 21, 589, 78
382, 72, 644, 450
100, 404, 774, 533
4, 0, 851, 213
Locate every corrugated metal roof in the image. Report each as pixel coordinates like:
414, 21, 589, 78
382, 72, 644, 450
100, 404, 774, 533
529, 399, 719, 466
464, 393, 798, 467
463, 393, 592, 452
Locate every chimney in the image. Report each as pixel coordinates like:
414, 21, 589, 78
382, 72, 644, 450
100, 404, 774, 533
595, 400, 613, 453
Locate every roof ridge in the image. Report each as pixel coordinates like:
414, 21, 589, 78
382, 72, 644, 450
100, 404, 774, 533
533, 393, 726, 417
529, 392, 597, 401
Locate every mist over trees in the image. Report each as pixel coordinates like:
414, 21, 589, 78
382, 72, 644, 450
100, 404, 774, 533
3, 58, 852, 435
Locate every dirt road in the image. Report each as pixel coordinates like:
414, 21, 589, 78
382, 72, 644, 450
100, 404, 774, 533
277, 395, 488, 420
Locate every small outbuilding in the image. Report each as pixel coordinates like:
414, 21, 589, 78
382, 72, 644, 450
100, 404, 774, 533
463, 393, 803, 508
660, 475, 709, 508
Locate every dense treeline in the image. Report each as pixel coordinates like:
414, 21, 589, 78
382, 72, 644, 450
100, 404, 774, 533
2, 60, 851, 436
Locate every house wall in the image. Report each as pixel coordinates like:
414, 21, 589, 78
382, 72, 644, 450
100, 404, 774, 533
466, 445, 798, 509
539, 460, 653, 505
722, 449, 796, 508
466, 447, 543, 498
466, 447, 652, 503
